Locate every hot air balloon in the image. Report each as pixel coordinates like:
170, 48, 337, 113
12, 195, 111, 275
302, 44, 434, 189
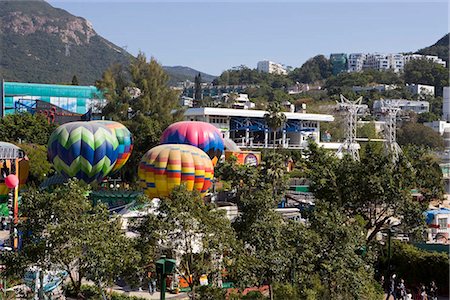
92, 121, 133, 172
160, 121, 224, 165
138, 144, 214, 198
48, 122, 119, 183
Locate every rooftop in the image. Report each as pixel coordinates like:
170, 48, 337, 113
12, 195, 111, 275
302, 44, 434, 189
184, 107, 334, 122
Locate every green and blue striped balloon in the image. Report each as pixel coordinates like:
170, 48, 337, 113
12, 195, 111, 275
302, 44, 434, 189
48, 122, 119, 183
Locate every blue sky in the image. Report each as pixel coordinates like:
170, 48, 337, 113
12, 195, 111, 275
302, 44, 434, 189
49, 1, 449, 75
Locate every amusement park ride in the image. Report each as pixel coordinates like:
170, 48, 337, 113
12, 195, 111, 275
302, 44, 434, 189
0, 142, 27, 251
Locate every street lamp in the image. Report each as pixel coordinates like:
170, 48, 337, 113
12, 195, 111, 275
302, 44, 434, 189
155, 255, 176, 300
384, 219, 401, 278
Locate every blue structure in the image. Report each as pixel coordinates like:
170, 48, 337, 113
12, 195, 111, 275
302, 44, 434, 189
0, 80, 105, 117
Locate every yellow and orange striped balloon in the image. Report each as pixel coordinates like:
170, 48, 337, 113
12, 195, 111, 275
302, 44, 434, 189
138, 144, 214, 199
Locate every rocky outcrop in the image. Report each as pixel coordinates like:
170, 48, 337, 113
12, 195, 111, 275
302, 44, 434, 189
1, 11, 96, 45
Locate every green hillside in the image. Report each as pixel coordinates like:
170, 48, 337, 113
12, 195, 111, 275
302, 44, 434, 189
417, 33, 449, 67
163, 66, 217, 85
0, 0, 133, 85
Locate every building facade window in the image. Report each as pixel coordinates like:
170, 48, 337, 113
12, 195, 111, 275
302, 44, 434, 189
438, 218, 448, 229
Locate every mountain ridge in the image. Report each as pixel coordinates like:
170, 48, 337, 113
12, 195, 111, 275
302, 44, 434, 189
416, 33, 449, 67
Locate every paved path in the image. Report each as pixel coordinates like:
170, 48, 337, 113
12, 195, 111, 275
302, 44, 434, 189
383, 294, 449, 300
110, 286, 189, 300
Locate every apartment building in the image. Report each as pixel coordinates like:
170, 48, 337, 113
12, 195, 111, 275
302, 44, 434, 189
257, 60, 288, 75
348, 53, 366, 72
363, 53, 404, 73
404, 54, 446, 68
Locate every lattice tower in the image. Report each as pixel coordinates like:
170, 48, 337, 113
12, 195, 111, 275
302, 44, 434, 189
336, 95, 363, 161
379, 99, 402, 163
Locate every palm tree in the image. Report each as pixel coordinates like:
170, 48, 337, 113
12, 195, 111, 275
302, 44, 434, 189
264, 102, 287, 149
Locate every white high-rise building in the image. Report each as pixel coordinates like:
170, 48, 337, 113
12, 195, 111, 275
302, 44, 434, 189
363, 53, 404, 73
404, 54, 446, 68
348, 53, 366, 72
257, 60, 288, 75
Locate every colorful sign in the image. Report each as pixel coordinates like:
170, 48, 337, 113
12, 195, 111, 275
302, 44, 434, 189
225, 151, 261, 166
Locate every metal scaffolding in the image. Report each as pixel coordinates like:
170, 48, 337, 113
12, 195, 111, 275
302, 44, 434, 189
336, 95, 364, 160
379, 99, 403, 163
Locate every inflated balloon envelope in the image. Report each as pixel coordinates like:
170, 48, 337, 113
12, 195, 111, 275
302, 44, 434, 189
138, 144, 214, 199
48, 122, 119, 183
160, 121, 224, 166
92, 120, 133, 172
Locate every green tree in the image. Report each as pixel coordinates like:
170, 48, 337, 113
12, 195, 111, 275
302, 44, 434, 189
403, 146, 444, 201
71, 75, 79, 85
19, 143, 54, 184
6, 180, 139, 297
134, 186, 237, 298
303, 142, 425, 243
397, 122, 444, 150
194, 72, 202, 101
289, 55, 332, 83
264, 102, 287, 149
96, 53, 183, 180
216, 152, 383, 299
403, 59, 449, 96
299, 203, 381, 299
417, 111, 439, 123
0, 113, 56, 145
378, 240, 449, 293
217, 154, 290, 300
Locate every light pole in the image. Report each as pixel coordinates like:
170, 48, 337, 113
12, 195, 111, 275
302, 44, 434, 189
384, 220, 400, 278
155, 255, 176, 300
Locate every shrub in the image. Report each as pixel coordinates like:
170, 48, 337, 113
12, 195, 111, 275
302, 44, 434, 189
196, 285, 227, 300
242, 290, 266, 300
273, 283, 299, 300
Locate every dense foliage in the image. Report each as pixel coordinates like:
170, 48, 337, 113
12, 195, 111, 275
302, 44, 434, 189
96, 53, 182, 180
403, 59, 449, 96
133, 186, 237, 298
378, 241, 449, 295
289, 55, 332, 83
0, 113, 55, 145
19, 143, 54, 184
303, 143, 429, 242
2, 180, 139, 297
397, 122, 444, 150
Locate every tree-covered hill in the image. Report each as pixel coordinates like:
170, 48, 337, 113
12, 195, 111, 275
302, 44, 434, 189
417, 33, 449, 67
0, 0, 134, 85
163, 66, 216, 85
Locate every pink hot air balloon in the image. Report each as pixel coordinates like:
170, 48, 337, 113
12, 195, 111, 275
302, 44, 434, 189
160, 121, 224, 166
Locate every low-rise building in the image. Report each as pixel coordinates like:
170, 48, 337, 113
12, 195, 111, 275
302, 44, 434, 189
406, 84, 435, 97
183, 107, 334, 149
179, 96, 194, 107
373, 99, 429, 115
229, 94, 255, 110
1, 80, 104, 117
424, 121, 450, 135
425, 208, 450, 244
352, 84, 398, 93
404, 54, 446, 68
